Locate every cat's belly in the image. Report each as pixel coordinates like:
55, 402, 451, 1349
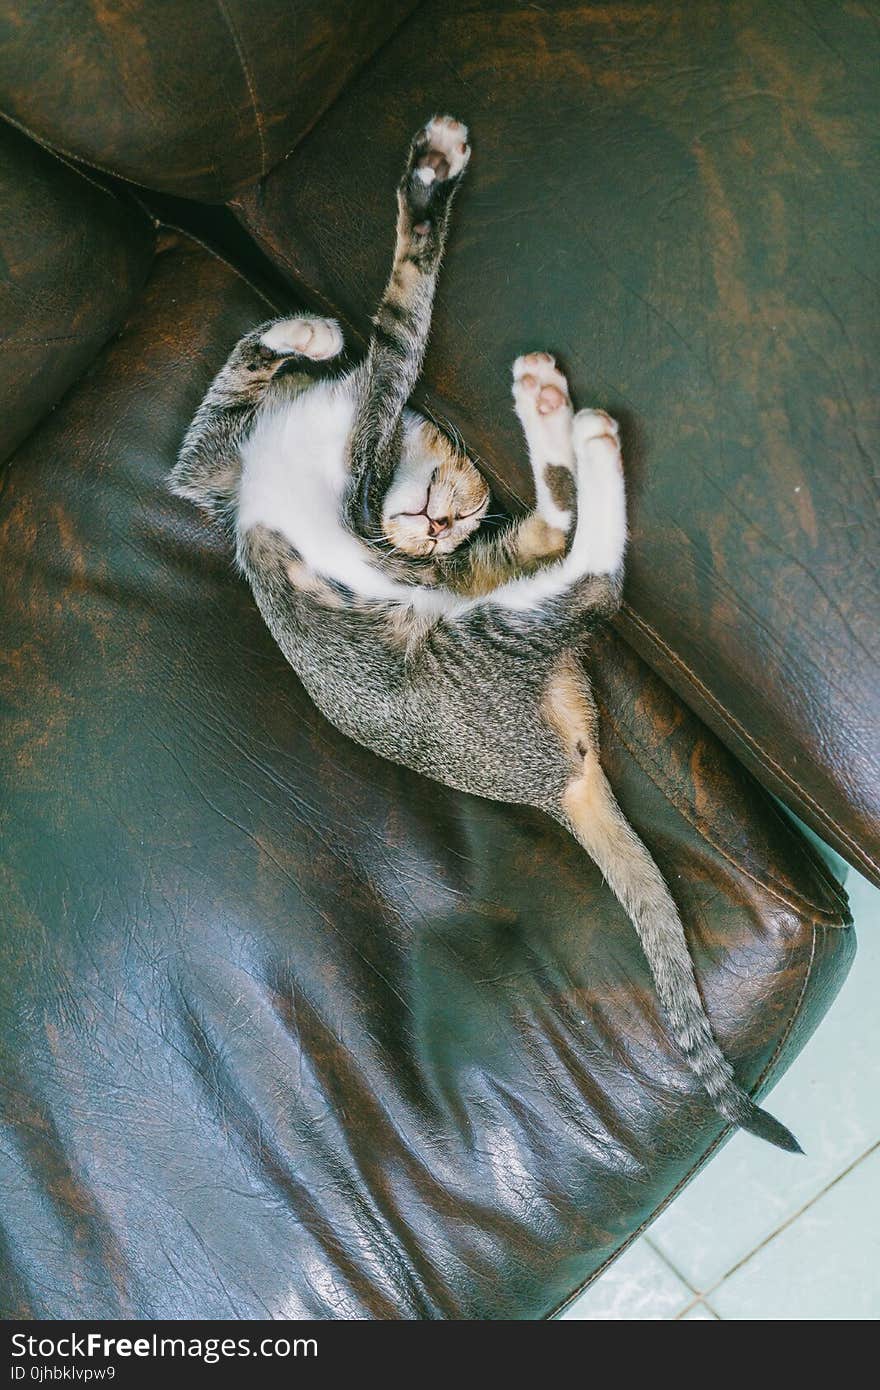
287, 614, 566, 807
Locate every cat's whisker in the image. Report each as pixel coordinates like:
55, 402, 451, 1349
376, 535, 406, 556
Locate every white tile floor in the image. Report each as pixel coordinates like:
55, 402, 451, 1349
561, 869, 879, 1320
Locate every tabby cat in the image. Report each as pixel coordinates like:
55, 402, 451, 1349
170, 116, 799, 1152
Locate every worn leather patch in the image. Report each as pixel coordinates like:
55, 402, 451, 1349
0, 122, 153, 464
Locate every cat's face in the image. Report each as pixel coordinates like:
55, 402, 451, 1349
381, 427, 490, 558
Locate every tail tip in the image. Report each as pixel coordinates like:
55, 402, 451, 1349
734, 1098, 804, 1154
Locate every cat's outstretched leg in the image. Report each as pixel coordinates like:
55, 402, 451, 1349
512, 352, 577, 539
449, 359, 624, 600
567, 407, 627, 579
526, 404, 626, 620
169, 315, 343, 514
444, 353, 579, 596
470, 388, 623, 618
346, 116, 471, 535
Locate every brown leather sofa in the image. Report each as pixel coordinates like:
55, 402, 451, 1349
0, 1, 874, 1320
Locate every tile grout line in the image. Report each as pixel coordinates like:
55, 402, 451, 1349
700, 1137, 880, 1298
673, 1295, 701, 1320
644, 1235, 702, 1301
673, 1296, 722, 1320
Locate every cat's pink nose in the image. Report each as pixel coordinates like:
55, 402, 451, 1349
428, 516, 450, 537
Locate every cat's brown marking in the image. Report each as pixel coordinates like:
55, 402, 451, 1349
514, 514, 568, 566
391, 256, 419, 296
562, 749, 608, 831
442, 514, 567, 598
542, 651, 596, 767
286, 560, 343, 607
383, 605, 437, 655
546, 654, 609, 841
444, 548, 506, 598
543, 464, 577, 515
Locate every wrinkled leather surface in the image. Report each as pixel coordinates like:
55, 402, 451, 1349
236, 0, 880, 885
0, 120, 153, 463
0, 236, 852, 1319
0, 0, 419, 201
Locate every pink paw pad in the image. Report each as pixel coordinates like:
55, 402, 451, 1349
416, 115, 471, 182
512, 352, 571, 417
536, 384, 566, 415
573, 409, 624, 472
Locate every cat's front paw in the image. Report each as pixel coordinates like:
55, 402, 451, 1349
572, 409, 623, 473
259, 317, 343, 361
404, 115, 471, 229
512, 354, 577, 526
513, 353, 572, 418
512, 353, 575, 466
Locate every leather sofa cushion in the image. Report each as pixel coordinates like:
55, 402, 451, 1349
0, 0, 420, 201
0, 121, 153, 463
235, 0, 880, 886
0, 234, 852, 1318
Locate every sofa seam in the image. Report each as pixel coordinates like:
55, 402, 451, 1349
619, 603, 878, 876
0, 110, 171, 200
151, 223, 285, 316
0, 1, 427, 203
0, 112, 155, 216
545, 921, 820, 1320
237, 0, 430, 204
759, 791, 853, 922
214, 0, 268, 179
223, 211, 367, 335
593, 694, 845, 924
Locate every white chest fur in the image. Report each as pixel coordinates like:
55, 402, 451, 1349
236, 381, 463, 618
238, 380, 397, 600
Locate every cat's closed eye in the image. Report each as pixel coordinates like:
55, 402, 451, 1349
383, 450, 489, 557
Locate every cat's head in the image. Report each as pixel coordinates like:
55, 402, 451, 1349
381, 421, 490, 558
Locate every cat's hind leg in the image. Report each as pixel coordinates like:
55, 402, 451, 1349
511, 358, 625, 579
169, 315, 344, 514
540, 649, 800, 1154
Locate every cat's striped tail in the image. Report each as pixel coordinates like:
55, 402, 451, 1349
559, 754, 802, 1153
